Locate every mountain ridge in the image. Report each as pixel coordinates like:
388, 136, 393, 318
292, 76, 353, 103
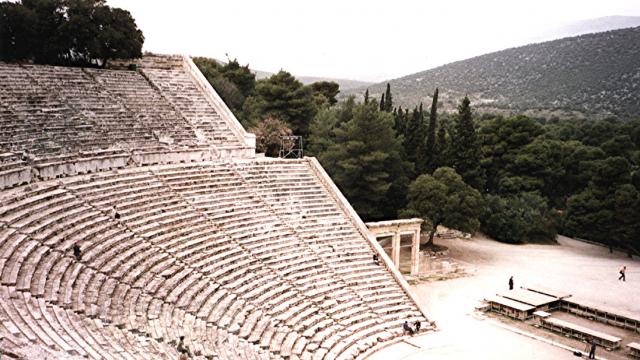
344, 26, 640, 119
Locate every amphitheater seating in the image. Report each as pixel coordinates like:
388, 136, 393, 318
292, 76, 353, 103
140, 58, 243, 149
0, 54, 430, 359
0, 59, 247, 162
0, 159, 429, 359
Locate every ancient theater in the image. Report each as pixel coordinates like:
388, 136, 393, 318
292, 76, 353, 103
0, 54, 431, 359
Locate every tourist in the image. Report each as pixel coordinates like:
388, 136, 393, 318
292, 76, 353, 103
508, 276, 514, 290
414, 320, 421, 333
177, 336, 191, 359
111, 207, 120, 219
618, 266, 626, 282
403, 320, 414, 335
73, 245, 81, 261
373, 254, 380, 265
588, 338, 597, 359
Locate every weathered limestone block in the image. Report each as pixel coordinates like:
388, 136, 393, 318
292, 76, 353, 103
0, 166, 32, 189
35, 155, 130, 179
131, 149, 214, 166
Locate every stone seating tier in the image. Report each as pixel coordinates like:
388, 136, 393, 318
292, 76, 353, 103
0, 158, 429, 359
0, 56, 254, 190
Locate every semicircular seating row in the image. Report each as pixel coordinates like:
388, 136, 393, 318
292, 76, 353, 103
0, 158, 426, 360
0, 61, 242, 159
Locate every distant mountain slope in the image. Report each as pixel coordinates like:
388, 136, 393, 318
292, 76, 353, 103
534, 16, 640, 42
345, 26, 640, 119
253, 69, 372, 90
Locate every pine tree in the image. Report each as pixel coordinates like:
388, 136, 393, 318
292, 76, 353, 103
379, 93, 385, 111
424, 88, 439, 173
384, 83, 393, 112
321, 101, 410, 220
364, 89, 369, 104
451, 96, 485, 190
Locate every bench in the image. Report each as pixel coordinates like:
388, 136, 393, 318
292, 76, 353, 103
486, 295, 535, 320
628, 342, 640, 358
541, 317, 621, 349
523, 285, 571, 300
500, 288, 560, 311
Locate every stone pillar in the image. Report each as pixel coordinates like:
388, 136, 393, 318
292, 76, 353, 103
392, 232, 401, 269
411, 230, 420, 275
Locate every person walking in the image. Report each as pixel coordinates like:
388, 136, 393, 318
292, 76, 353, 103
588, 338, 597, 359
508, 276, 514, 290
414, 320, 421, 333
619, 266, 626, 282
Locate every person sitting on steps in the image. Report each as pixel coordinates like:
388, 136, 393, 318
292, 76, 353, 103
403, 320, 415, 335
73, 244, 81, 261
177, 336, 191, 359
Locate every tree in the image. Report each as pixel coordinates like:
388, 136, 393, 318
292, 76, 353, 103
478, 115, 543, 194
481, 193, 557, 244
194, 57, 247, 122
435, 121, 450, 169
218, 58, 255, 99
310, 81, 340, 106
379, 93, 385, 111
0, 2, 36, 61
1, 0, 143, 66
307, 107, 339, 157
400, 167, 483, 245
243, 71, 317, 136
424, 88, 439, 173
394, 106, 406, 135
565, 156, 638, 251
451, 96, 485, 190
364, 89, 369, 104
249, 117, 293, 157
320, 102, 410, 220
383, 83, 393, 112
403, 105, 426, 169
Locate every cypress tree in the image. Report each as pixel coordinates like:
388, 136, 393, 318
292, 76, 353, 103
415, 103, 428, 174
379, 93, 385, 111
364, 89, 369, 104
451, 96, 485, 190
404, 104, 427, 172
424, 88, 439, 173
384, 83, 393, 112
394, 105, 405, 135
435, 123, 448, 168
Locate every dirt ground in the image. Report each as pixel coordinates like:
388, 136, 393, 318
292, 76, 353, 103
370, 235, 639, 359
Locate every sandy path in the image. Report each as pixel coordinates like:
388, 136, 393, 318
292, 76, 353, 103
382, 235, 640, 359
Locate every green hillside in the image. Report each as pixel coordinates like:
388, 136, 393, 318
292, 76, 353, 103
345, 26, 640, 119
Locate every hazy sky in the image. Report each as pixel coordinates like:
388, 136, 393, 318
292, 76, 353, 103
106, 0, 640, 82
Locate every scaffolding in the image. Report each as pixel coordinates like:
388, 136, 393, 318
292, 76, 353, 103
279, 135, 303, 159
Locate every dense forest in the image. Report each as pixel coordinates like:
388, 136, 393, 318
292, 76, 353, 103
344, 26, 640, 120
196, 57, 640, 254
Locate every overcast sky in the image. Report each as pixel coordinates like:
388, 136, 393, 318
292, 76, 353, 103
106, 0, 640, 82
